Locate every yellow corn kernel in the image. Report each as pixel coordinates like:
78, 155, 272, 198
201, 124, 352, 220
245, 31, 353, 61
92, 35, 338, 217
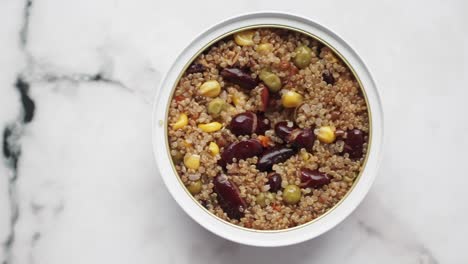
198, 122, 222, 132
199, 80, 221, 97
300, 151, 311, 161
256, 43, 273, 54
281, 91, 303, 108
208, 142, 219, 156
172, 113, 188, 130
184, 154, 200, 170
234, 30, 255, 46
232, 92, 246, 106
317, 126, 336, 143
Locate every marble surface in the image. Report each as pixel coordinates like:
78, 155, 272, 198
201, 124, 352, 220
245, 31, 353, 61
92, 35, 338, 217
0, 0, 467, 263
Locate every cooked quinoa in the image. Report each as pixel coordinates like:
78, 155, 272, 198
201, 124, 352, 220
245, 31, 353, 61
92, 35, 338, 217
167, 28, 369, 230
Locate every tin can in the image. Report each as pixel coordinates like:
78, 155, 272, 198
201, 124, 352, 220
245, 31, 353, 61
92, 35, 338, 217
152, 11, 383, 247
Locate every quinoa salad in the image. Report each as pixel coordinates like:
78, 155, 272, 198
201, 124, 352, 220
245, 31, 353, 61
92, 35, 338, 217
167, 27, 369, 230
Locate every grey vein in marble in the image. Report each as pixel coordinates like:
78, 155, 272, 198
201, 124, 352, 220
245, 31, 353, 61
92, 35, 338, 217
2, 79, 35, 264
2, 0, 161, 262
1, 0, 142, 262
2, 0, 35, 261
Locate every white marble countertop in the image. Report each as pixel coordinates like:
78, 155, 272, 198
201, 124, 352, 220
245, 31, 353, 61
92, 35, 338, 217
0, 0, 467, 263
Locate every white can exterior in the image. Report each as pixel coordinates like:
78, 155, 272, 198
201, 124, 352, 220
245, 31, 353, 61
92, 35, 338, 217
152, 12, 384, 247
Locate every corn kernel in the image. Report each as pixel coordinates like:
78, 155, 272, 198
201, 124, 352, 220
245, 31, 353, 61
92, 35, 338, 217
198, 122, 222, 132
317, 126, 336, 143
300, 151, 311, 161
256, 43, 273, 54
281, 91, 303, 108
184, 154, 200, 170
199, 80, 221, 97
208, 142, 219, 156
232, 92, 246, 106
234, 30, 255, 46
172, 113, 188, 130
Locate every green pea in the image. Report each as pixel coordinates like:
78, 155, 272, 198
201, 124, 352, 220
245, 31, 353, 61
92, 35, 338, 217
256, 193, 266, 206
282, 185, 301, 204
259, 69, 282, 92
256, 192, 275, 207
207, 98, 225, 115
172, 151, 184, 164
187, 180, 202, 195
293, 45, 312, 69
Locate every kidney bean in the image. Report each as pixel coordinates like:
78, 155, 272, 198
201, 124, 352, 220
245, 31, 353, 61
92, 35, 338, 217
219, 139, 263, 167
221, 68, 258, 89
230, 112, 257, 136
299, 168, 331, 188
259, 85, 269, 112
255, 113, 270, 135
274, 121, 297, 141
343, 129, 365, 159
288, 128, 315, 150
322, 71, 335, 85
213, 174, 247, 219
186, 63, 205, 74
229, 112, 270, 136
267, 173, 282, 192
257, 146, 296, 172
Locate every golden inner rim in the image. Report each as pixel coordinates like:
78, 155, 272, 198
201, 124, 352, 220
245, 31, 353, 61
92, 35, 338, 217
164, 24, 372, 233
